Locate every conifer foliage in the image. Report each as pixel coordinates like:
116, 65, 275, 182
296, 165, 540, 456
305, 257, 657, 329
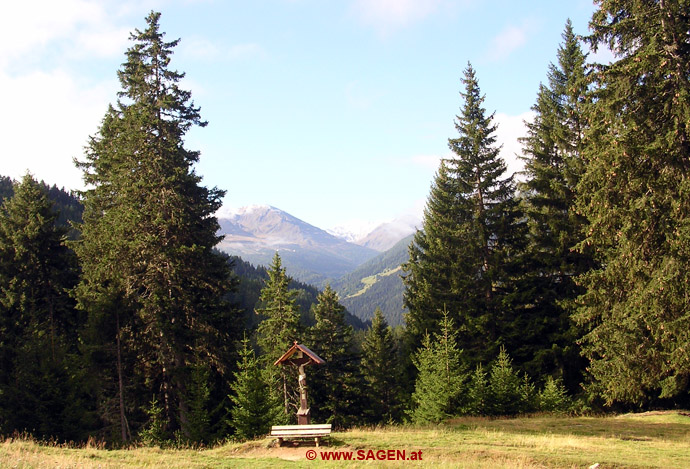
0, 175, 88, 439
574, 0, 690, 404
255, 253, 301, 420
517, 20, 592, 391
403, 63, 524, 368
228, 336, 281, 440
74, 11, 235, 441
361, 308, 402, 424
308, 285, 362, 428
409, 312, 465, 424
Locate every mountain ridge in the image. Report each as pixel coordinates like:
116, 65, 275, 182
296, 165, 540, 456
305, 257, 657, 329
217, 205, 380, 285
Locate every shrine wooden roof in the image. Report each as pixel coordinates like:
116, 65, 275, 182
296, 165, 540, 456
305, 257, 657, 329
274, 342, 325, 366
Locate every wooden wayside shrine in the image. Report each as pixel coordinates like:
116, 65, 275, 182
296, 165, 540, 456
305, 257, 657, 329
274, 341, 325, 425
271, 342, 329, 446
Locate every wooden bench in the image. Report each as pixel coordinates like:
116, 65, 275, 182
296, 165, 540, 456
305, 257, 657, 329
270, 424, 332, 447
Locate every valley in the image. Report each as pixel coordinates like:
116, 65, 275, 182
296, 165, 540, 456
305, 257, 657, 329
217, 205, 417, 326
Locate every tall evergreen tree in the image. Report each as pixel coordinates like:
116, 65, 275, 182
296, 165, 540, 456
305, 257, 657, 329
0, 174, 89, 439
361, 308, 402, 424
255, 252, 301, 419
74, 11, 236, 441
403, 161, 461, 343
574, 0, 690, 404
403, 63, 525, 368
307, 285, 362, 428
517, 20, 593, 391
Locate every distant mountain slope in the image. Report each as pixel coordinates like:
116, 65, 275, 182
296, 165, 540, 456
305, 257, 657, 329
332, 234, 413, 327
355, 215, 419, 252
217, 205, 378, 286
227, 255, 366, 331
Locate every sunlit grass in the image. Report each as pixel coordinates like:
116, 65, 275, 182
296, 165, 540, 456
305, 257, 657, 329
2, 411, 689, 468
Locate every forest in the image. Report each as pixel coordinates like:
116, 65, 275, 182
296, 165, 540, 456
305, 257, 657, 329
1, 0, 689, 446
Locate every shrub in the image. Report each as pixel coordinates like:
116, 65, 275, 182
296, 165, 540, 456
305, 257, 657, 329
539, 376, 571, 413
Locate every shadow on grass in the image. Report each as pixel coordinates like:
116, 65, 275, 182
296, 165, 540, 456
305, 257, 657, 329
446, 411, 690, 442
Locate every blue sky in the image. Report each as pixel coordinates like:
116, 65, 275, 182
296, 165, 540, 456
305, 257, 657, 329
1, 0, 604, 233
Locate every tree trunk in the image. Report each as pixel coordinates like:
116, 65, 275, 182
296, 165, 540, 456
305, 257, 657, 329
115, 309, 128, 442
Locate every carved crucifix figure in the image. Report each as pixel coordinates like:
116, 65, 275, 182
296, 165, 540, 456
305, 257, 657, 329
297, 363, 309, 424
274, 342, 325, 425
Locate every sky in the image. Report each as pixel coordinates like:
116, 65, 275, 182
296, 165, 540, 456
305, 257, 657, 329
1, 0, 607, 235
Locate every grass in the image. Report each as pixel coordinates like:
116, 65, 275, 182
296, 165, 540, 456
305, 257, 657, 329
346, 266, 402, 299
2, 411, 689, 468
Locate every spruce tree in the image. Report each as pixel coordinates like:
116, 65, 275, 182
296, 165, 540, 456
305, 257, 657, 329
0, 174, 89, 439
361, 308, 402, 424
307, 285, 362, 428
517, 20, 593, 391
255, 253, 301, 360
403, 161, 461, 343
74, 11, 236, 440
409, 312, 465, 424
403, 63, 525, 368
574, 0, 690, 404
255, 252, 301, 419
228, 336, 281, 440
487, 346, 527, 416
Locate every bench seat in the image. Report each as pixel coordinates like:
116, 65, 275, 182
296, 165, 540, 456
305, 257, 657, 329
270, 424, 332, 447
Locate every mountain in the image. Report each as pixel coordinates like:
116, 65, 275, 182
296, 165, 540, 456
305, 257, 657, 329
355, 214, 419, 252
217, 205, 379, 285
226, 255, 367, 331
331, 234, 413, 327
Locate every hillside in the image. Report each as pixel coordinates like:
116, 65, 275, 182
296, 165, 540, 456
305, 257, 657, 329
227, 255, 366, 331
218, 205, 378, 286
354, 214, 418, 252
332, 234, 413, 326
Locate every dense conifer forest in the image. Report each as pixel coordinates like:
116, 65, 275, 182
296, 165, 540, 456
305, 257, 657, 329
1, 1, 689, 446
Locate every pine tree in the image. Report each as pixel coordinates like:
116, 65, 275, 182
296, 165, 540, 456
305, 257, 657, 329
0, 174, 89, 439
255, 252, 301, 419
409, 312, 465, 424
403, 63, 525, 368
228, 336, 281, 440
574, 0, 690, 404
308, 285, 362, 428
361, 308, 402, 424
74, 11, 236, 440
517, 20, 593, 391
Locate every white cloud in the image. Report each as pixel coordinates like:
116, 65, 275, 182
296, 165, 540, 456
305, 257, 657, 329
0, 0, 138, 67
494, 111, 535, 179
486, 21, 532, 62
407, 111, 534, 179
1, 69, 118, 190
351, 0, 443, 35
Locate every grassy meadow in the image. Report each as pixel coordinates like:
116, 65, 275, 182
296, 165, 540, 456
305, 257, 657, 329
2, 411, 689, 468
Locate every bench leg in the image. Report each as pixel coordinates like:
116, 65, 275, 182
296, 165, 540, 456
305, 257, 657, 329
277, 437, 283, 447
315, 437, 320, 447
